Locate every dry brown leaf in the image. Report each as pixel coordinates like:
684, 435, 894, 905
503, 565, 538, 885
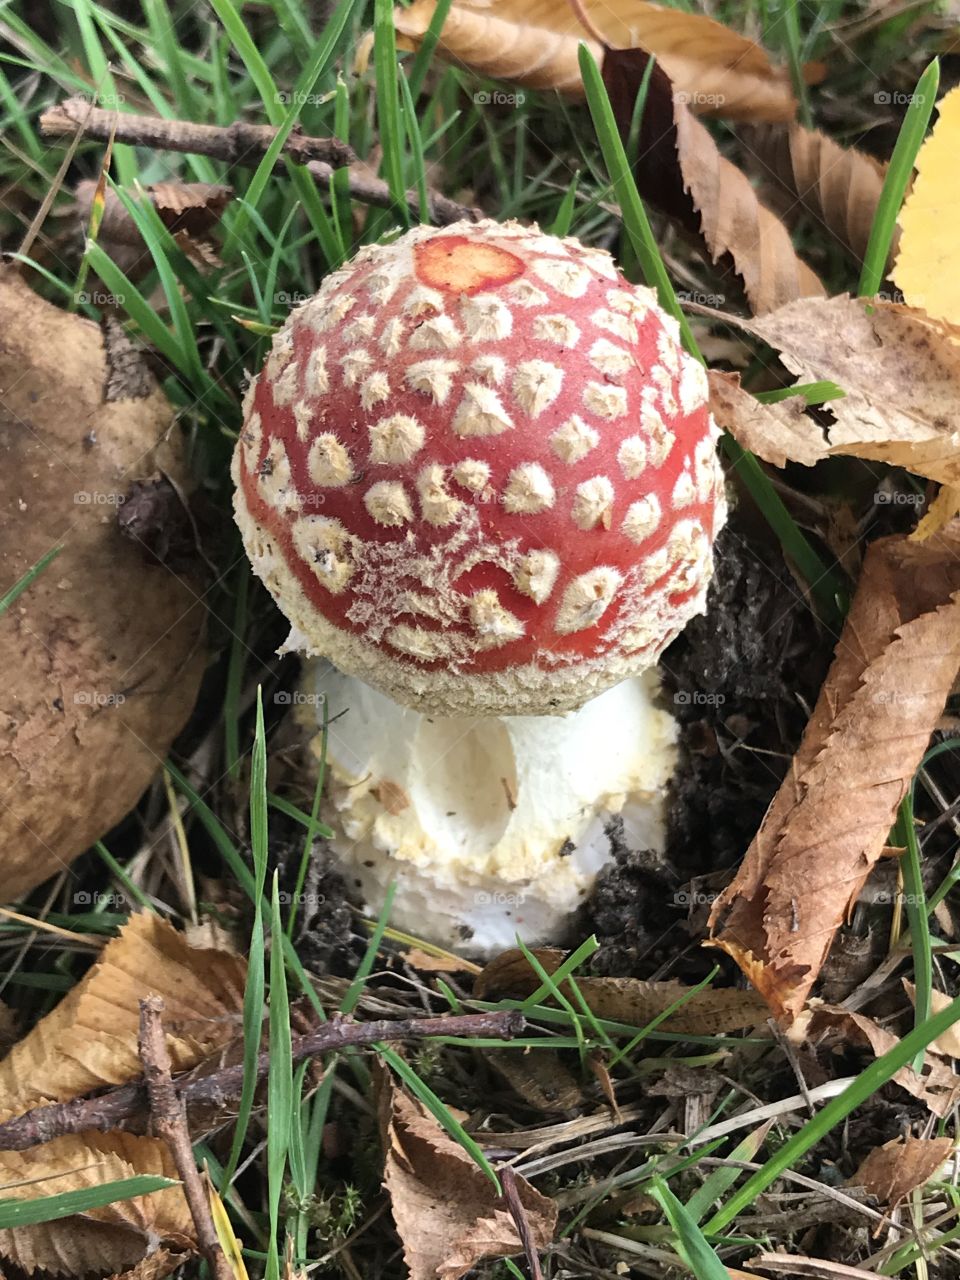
710, 530, 960, 1021
0, 913, 247, 1118
603, 51, 823, 314
106, 1248, 187, 1280
0, 1132, 193, 1276
401, 947, 481, 975
745, 1252, 899, 1278
708, 370, 825, 468
0, 916, 246, 1276
380, 1076, 556, 1280
904, 983, 960, 1058
802, 1006, 960, 1117
489, 1049, 583, 1113
394, 0, 796, 121
849, 1135, 954, 1209
707, 296, 960, 486
74, 180, 230, 247
475, 948, 768, 1034
753, 124, 890, 269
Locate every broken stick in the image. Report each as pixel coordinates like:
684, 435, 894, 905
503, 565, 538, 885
0, 1008, 526, 1151
40, 97, 481, 226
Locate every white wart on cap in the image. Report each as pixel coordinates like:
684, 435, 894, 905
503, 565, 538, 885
233, 219, 727, 716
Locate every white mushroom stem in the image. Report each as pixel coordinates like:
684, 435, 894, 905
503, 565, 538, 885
299, 661, 678, 954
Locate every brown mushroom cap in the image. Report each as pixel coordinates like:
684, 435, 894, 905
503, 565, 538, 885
233, 220, 726, 715
0, 271, 206, 899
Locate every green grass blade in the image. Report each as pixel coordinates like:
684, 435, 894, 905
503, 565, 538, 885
0, 1177, 177, 1228
373, 0, 409, 222
777, 0, 812, 128
266, 873, 293, 1280
755, 380, 846, 406
340, 882, 397, 1016
142, 0, 204, 121
578, 43, 696, 349
208, 0, 284, 124
68, 0, 135, 185
250, 690, 270, 901
548, 173, 581, 236
223, 23, 349, 261
406, 0, 454, 102
0, 545, 61, 615
607, 968, 719, 1069
220, 691, 269, 1191
223, 567, 249, 779
399, 67, 429, 223
650, 1177, 728, 1279
267, 0, 312, 63
80, 241, 186, 369
685, 1125, 770, 1224
93, 841, 156, 913
859, 59, 940, 296
721, 437, 847, 628
897, 791, 932, 1071
518, 936, 599, 1011
286, 695, 329, 938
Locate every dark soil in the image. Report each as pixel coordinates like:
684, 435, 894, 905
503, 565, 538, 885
582, 516, 834, 978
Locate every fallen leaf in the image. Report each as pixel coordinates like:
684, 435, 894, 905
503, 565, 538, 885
706, 296, 960, 487
74, 180, 230, 246
753, 123, 890, 269
709, 529, 960, 1021
400, 948, 481, 975
394, 0, 796, 121
380, 1075, 556, 1279
107, 1248, 187, 1280
745, 1251, 899, 1278
475, 948, 767, 1033
0, 1132, 192, 1276
849, 1135, 953, 1210
913, 483, 960, 540
904, 983, 960, 1058
708, 370, 826, 469
489, 1049, 583, 1113
0, 270, 207, 900
602, 50, 824, 314
0, 913, 247, 1116
801, 1006, 960, 1117
894, 85, 960, 326
0, 915, 246, 1276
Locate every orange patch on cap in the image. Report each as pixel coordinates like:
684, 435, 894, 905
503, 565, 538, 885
414, 235, 525, 294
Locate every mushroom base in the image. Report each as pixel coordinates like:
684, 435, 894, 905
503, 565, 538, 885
299, 661, 677, 954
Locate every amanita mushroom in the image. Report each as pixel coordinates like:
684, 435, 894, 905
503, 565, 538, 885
233, 219, 726, 950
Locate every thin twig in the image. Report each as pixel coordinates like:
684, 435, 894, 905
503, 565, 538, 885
0, 1008, 525, 1151
501, 1164, 545, 1280
139, 996, 233, 1280
41, 96, 354, 168
39, 97, 481, 226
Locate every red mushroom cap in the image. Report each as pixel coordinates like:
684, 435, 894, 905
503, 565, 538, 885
232, 219, 726, 716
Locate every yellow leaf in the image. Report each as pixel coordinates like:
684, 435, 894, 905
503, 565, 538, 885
207, 1172, 248, 1280
394, 0, 796, 122
912, 484, 960, 540
895, 85, 960, 325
